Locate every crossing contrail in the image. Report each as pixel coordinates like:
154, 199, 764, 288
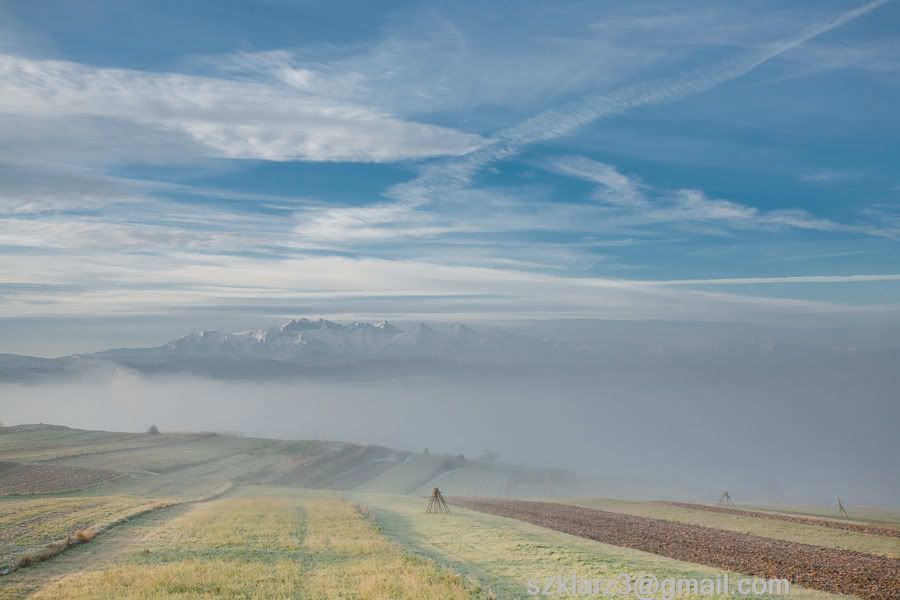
388, 0, 890, 205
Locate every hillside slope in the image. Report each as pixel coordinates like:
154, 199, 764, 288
0, 424, 574, 498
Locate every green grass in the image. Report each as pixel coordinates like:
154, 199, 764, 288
411, 463, 511, 496
0, 495, 169, 570
355, 454, 451, 494
358, 493, 852, 600
742, 503, 900, 527
2, 426, 890, 599
561, 498, 900, 558
72, 471, 235, 500
23, 488, 475, 599
0, 429, 198, 463
52, 436, 269, 474
356, 454, 564, 498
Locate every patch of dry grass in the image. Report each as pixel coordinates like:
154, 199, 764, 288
0, 429, 191, 463
27, 559, 303, 599
144, 496, 303, 554
14, 527, 96, 568
0, 496, 167, 571
20, 490, 473, 599
52, 436, 266, 474
301, 497, 473, 599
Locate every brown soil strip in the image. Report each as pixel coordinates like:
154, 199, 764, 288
662, 501, 900, 538
454, 497, 900, 600
0, 461, 122, 496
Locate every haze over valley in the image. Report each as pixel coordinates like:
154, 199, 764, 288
1, 1, 899, 598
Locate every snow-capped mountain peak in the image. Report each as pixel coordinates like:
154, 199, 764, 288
143, 318, 568, 367
280, 318, 342, 333
348, 320, 401, 335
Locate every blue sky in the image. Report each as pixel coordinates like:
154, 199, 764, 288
1, 0, 899, 352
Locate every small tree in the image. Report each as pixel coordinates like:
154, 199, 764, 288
423, 448, 430, 455
146, 424, 160, 435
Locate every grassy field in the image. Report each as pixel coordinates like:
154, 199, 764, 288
743, 504, 900, 527
18, 488, 475, 599
0, 426, 564, 498
355, 454, 451, 493
0, 495, 170, 572
1, 426, 894, 599
563, 498, 900, 558
0, 428, 201, 463
0, 461, 121, 495
69, 471, 232, 501
51, 436, 271, 474
355, 456, 517, 497
359, 493, 851, 599
411, 463, 511, 497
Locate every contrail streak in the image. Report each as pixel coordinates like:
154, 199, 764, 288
389, 0, 889, 204
647, 274, 900, 286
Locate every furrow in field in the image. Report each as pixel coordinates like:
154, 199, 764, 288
13, 489, 475, 599
565, 497, 899, 558
662, 501, 900, 538
455, 497, 900, 600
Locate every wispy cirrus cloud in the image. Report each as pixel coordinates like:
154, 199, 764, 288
0, 250, 882, 322
301, 0, 889, 243
0, 0, 896, 343
404, 0, 888, 195
649, 274, 900, 286
756, 36, 900, 86
550, 157, 896, 238
0, 54, 485, 164
549, 156, 646, 207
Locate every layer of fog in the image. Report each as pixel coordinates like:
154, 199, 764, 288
2, 346, 897, 507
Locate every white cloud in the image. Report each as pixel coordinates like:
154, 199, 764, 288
650, 274, 900, 286
0, 250, 872, 322
760, 37, 900, 85
546, 162, 861, 235
0, 0, 894, 332
668, 189, 758, 221
293, 202, 454, 242
549, 157, 646, 206
220, 16, 643, 119
0, 54, 485, 164
757, 209, 840, 231
310, 0, 887, 242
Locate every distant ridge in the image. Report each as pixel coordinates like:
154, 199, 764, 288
0, 319, 574, 381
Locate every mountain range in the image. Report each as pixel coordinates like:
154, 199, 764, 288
0, 318, 572, 381
4, 317, 886, 383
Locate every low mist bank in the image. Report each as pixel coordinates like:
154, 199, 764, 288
2, 351, 896, 507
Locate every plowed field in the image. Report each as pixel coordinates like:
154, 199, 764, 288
455, 497, 900, 600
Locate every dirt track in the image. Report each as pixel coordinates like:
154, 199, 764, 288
454, 498, 900, 600
663, 501, 900, 538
